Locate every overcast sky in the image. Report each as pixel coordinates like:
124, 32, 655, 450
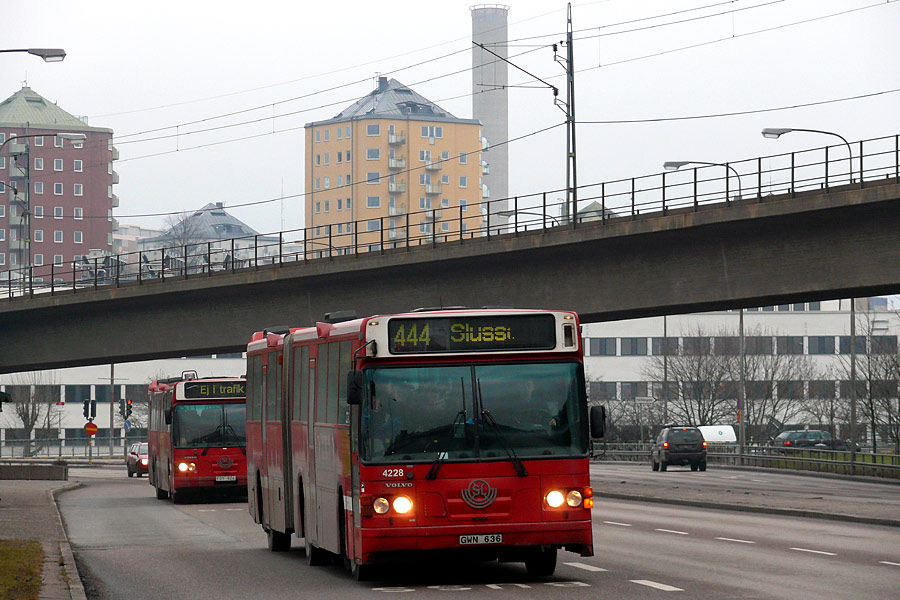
5, 0, 899, 235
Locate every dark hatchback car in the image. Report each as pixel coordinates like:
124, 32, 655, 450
651, 426, 708, 472
126, 442, 149, 477
772, 430, 847, 450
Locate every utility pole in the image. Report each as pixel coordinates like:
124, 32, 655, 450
849, 298, 857, 475
738, 308, 747, 465
109, 364, 115, 457
565, 3, 577, 226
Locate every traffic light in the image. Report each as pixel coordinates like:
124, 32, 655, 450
126, 399, 133, 418
90, 400, 97, 419
119, 398, 126, 418
83, 400, 90, 419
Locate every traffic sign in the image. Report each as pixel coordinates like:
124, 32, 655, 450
84, 422, 99, 436
124, 420, 131, 432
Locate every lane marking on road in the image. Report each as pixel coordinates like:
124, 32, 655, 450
602, 521, 632, 527
879, 561, 900, 566
655, 528, 689, 535
715, 537, 756, 544
225, 508, 244, 511
631, 580, 683, 592
197, 509, 216, 512
790, 547, 837, 556
564, 562, 607, 572
751, 479, 769, 483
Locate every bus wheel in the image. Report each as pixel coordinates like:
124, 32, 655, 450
305, 537, 329, 566
267, 528, 291, 552
524, 546, 557, 577
155, 486, 168, 500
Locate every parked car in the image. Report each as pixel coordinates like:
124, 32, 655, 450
651, 425, 708, 472
771, 430, 847, 450
126, 442, 149, 477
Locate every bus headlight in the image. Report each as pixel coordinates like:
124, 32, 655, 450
546, 490, 565, 508
566, 490, 583, 507
177, 462, 196, 473
373, 497, 390, 514
392, 496, 413, 514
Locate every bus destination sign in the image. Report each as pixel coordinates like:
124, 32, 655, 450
388, 314, 557, 354
182, 381, 246, 399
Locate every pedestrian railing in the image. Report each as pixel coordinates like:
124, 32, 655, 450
0, 436, 146, 459
4, 133, 899, 301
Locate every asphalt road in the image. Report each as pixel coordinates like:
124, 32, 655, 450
58, 466, 900, 599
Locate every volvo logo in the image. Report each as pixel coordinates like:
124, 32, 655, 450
461, 479, 497, 509
217, 455, 234, 469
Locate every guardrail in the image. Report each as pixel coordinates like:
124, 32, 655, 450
592, 442, 900, 479
3, 133, 899, 301
0, 436, 146, 458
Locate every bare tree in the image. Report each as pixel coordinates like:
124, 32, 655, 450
161, 212, 206, 273
835, 309, 900, 451
0, 371, 59, 457
643, 325, 733, 427
802, 365, 850, 442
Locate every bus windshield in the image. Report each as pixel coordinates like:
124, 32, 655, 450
360, 362, 586, 464
173, 403, 246, 448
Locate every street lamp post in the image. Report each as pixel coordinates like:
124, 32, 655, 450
764, 127, 858, 469
1, 132, 86, 292
0, 48, 66, 62
663, 160, 743, 201
761, 128, 854, 184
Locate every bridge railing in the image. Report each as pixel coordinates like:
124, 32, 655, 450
2, 133, 898, 300
592, 441, 900, 479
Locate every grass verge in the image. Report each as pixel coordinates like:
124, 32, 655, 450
0, 539, 43, 600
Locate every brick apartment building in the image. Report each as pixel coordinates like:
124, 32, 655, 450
0, 86, 119, 283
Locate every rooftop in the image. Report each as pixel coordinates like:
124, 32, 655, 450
0, 86, 111, 133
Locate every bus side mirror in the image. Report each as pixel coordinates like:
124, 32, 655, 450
590, 405, 606, 438
347, 371, 364, 405
164, 408, 173, 425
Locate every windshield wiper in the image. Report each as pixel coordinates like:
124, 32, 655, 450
223, 423, 246, 455
426, 377, 469, 480
477, 379, 527, 477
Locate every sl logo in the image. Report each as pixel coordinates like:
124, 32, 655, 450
461, 479, 497, 509
217, 455, 234, 469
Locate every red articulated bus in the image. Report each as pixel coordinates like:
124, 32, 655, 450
148, 372, 248, 503
246, 309, 606, 580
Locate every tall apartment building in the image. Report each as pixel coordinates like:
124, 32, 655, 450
304, 78, 485, 256
0, 86, 119, 282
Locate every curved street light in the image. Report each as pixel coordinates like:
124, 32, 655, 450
663, 160, 743, 201
0, 48, 66, 62
761, 127, 854, 183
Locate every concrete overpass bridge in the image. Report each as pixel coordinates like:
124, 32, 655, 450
2, 134, 899, 374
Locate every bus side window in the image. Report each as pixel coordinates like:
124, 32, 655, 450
338, 340, 353, 425
299, 346, 309, 421
267, 353, 278, 422
327, 342, 340, 424
316, 345, 328, 423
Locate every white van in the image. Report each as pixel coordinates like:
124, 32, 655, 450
697, 425, 737, 444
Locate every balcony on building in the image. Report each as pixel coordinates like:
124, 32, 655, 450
481, 160, 490, 175
388, 132, 406, 145
388, 204, 407, 216
8, 212, 25, 228
9, 238, 26, 251
388, 228, 407, 240
425, 209, 442, 220
425, 160, 442, 171
388, 180, 406, 193
111, 170, 120, 184
388, 157, 406, 170
482, 185, 490, 199
425, 183, 442, 195
111, 218, 120, 231
111, 194, 120, 208
111, 146, 120, 161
